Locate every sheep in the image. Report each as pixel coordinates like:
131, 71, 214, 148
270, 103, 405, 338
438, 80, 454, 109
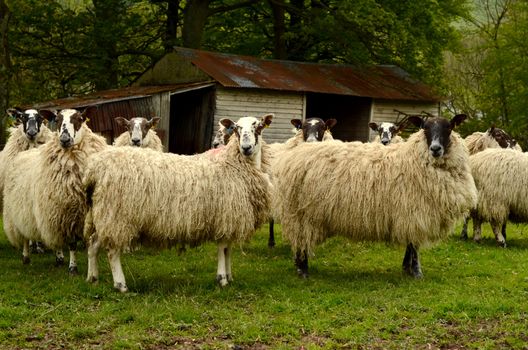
0, 109, 54, 211
273, 115, 477, 278
368, 121, 405, 145
266, 117, 337, 248
2, 107, 107, 273
113, 117, 163, 151
460, 126, 521, 241
469, 148, 528, 247
83, 114, 273, 292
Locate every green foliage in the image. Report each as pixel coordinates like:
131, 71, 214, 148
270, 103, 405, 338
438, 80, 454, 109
2, 218, 528, 348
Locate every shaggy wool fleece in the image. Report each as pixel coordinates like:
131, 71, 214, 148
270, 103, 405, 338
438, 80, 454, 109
464, 131, 501, 155
113, 129, 163, 152
373, 134, 404, 144
3, 125, 107, 249
274, 129, 477, 255
83, 136, 272, 251
0, 125, 53, 210
470, 148, 528, 224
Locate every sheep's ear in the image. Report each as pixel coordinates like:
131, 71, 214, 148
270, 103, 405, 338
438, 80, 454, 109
39, 109, 57, 122
325, 118, 337, 130
368, 122, 379, 131
220, 118, 236, 130
450, 114, 467, 129
487, 123, 496, 134
407, 116, 424, 129
148, 117, 161, 129
115, 117, 129, 128
291, 119, 303, 130
260, 113, 273, 128
81, 105, 98, 121
7, 108, 23, 122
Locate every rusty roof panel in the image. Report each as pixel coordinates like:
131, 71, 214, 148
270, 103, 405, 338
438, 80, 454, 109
174, 47, 440, 102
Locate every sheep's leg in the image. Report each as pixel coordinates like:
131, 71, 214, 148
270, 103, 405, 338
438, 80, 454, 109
460, 217, 469, 240
502, 222, 507, 241
268, 219, 275, 248
86, 235, 101, 283
216, 242, 229, 287
68, 241, 78, 275
225, 244, 233, 282
55, 250, 65, 266
472, 216, 483, 243
491, 222, 506, 248
22, 239, 31, 265
35, 241, 45, 254
108, 249, 128, 292
295, 250, 309, 278
403, 243, 423, 279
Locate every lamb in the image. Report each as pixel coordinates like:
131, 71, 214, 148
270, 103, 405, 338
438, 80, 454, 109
113, 116, 163, 151
266, 117, 337, 248
0, 109, 54, 210
368, 121, 405, 145
83, 114, 273, 292
469, 148, 528, 247
460, 126, 521, 240
273, 115, 477, 278
2, 107, 107, 273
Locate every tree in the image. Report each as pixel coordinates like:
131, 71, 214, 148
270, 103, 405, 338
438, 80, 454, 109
0, 0, 11, 148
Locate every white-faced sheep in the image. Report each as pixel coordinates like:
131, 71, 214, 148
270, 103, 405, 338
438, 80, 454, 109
113, 117, 163, 151
2, 107, 107, 272
274, 115, 477, 278
460, 126, 521, 241
368, 121, 405, 145
0, 109, 54, 210
83, 114, 273, 292
469, 148, 528, 247
266, 117, 337, 248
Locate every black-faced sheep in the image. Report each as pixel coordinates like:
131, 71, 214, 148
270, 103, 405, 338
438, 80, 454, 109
2, 107, 107, 272
274, 115, 477, 278
460, 126, 521, 241
83, 115, 273, 292
469, 148, 528, 247
113, 116, 163, 151
0, 109, 54, 210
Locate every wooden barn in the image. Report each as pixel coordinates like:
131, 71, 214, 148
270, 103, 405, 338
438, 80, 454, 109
33, 47, 441, 154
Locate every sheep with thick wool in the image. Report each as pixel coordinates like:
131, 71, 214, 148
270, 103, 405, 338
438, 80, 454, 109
460, 126, 521, 240
274, 115, 477, 278
0, 109, 53, 210
3, 107, 107, 272
113, 117, 163, 151
83, 114, 273, 292
469, 148, 528, 247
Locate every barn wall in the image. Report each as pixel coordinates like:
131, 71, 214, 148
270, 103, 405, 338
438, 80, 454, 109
150, 92, 171, 151
213, 87, 304, 144
369, 99, 440, 141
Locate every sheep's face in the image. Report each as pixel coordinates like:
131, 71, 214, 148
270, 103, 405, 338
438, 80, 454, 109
410, 114, 466, 158
115, 117, 160, 147
369, 122, 398, 145
291, 118, 337, 142
56, 109, 85, 148
488, 126, 517, 149
220, 114, 273, 156
6, 108, 45, 141
212, 123, 234, 148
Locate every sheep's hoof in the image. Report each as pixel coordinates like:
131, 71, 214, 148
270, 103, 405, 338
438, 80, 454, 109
216, 274, 229, 287
86, 276, 98, 283
268, 241, 275, 248
36, 246, 45, 254
227, 274, 234, 282
55, 257, 65, 267
497, 241, 507, 248
68, 266, 78, 275
22, 256, 30, 265
296, 268, 309, 279
473, 238, 482, 244
114, 283, 128, 293
460, 232, 468, 241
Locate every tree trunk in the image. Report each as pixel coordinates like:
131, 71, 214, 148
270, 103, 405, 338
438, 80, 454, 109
0, 0, 11, 149
269, 0, 287, 59
182, 0, 210, 49
164, 0, 180, 52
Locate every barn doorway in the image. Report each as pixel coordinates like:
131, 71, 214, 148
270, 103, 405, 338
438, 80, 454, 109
169, 86, 215, 154
306, 93, 372, 142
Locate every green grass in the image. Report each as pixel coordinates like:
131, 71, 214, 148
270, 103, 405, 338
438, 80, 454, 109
2, 217, 528, 349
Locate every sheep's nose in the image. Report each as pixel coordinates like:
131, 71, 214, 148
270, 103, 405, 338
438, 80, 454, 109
430, 144, 443, 157
241, 144, 252, 154
131, 138, 141, 146
381, 139, 389, 145
212, 141, 220, 148
27, 130, 37, 138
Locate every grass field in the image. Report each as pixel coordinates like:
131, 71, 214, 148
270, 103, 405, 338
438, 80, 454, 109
1, 218, 528, 349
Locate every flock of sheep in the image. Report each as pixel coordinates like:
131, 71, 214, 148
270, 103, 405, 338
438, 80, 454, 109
0, 106, 526, 292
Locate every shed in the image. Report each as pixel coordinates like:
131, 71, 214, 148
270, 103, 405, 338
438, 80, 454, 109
33, 47, 442, 154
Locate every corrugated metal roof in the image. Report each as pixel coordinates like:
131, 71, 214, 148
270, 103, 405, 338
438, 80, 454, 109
31, 82, 215, 110
174, 47, 440, 102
